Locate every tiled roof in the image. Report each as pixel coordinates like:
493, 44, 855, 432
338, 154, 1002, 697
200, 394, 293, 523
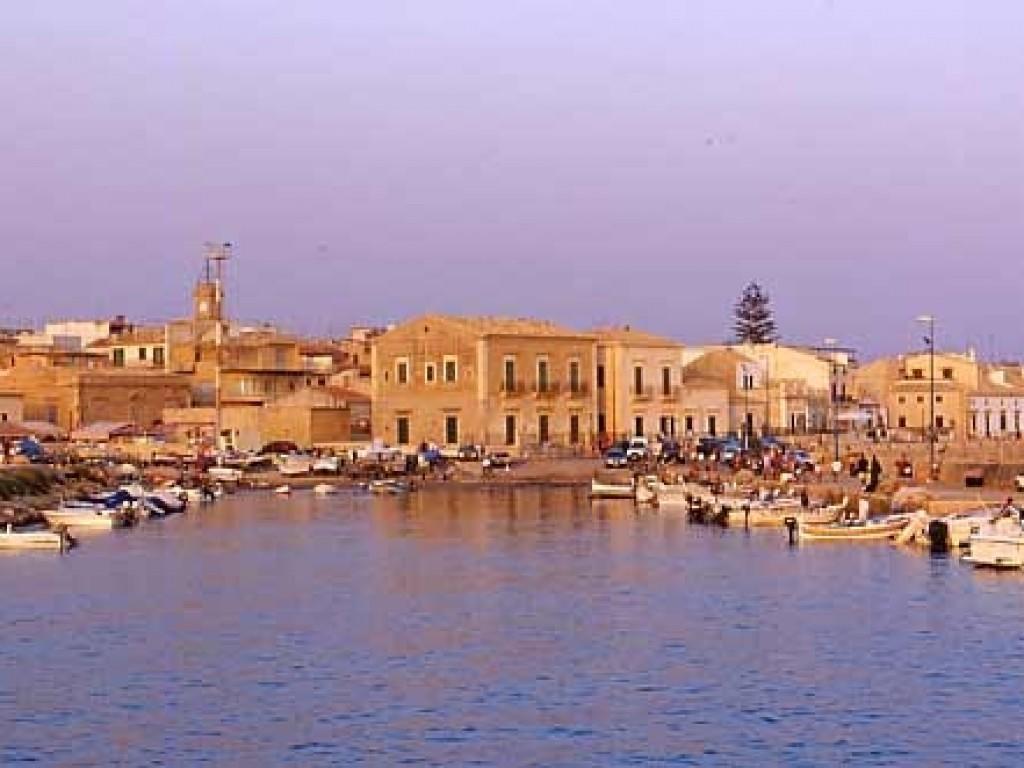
398, 314, 594, 339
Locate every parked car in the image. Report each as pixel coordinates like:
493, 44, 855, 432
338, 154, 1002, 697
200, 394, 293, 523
457, 444, 482, 461
626, 437, 649, 462
658, 439, 681, 464
718, 439, 743, 463
604, 447, 629, 468
483, 451, 513, 469
312, 455, 341, 474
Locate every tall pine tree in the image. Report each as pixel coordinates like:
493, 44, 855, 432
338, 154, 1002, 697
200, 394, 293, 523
733, 282, 778, 344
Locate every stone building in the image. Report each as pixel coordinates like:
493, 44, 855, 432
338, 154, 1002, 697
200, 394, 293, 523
371, 315, 597, 451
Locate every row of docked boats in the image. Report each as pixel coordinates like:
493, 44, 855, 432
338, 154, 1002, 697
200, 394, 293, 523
590, 470, 1024, 564
0, 482, 219, 552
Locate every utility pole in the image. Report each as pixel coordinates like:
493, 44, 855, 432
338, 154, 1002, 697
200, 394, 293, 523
204, 242, 232, 453
824, 338, 840, 464
917, 315, 936, 481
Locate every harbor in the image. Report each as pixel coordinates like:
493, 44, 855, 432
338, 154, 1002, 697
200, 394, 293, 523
3, 484, 1023, 765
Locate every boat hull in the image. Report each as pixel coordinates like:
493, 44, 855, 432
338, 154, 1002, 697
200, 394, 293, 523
963, 534, 1024, 568
799, 518, 908, 542
589, 481, 634, 500
0, 528, 74, 551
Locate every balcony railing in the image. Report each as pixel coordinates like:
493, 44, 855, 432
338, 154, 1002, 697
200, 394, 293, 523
659, 385, 681, 401
532, 381, 562, 398
566, 382, 590, 398
499, 380, 527, 397
631, 385, 654, 401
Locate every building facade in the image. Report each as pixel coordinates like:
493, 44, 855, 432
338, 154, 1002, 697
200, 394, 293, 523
372, 315, 597, 451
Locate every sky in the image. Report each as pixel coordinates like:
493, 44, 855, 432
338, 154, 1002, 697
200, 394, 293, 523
1, 1, 1022, 358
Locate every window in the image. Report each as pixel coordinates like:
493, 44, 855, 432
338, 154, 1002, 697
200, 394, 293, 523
443, 356, 458, 383
685, 415, 694, 434
539, 414, 550, 443
569, 360, 581, 393
503, 357, 516, 391
942, 368, 954, 380
505, 415, 516, 446
936, 395, 944, 404
660, 416, 670, 436
153, 346, 165, 366
425, 363, 436, 384
898, 416, 907, 428
707, 415, 717, 436
445, 415, 459, 445
912, 369, 924, 379
138, 347, 147, 361
634, 416, 644, 436
917, 396, 924, 404
1000, 413, 1008, 432
569, 414, 580, 444
113, 348, 125, 367
634, 366, 644, 394
396, 359, 409, 385
1, 413, 6, 422
662, 367, 671, 396
396, 417, 410, 446
597, 413, 607, 435
936, 415, 945, 430
596, 365, 605, 389
537, 358, 550, 392
898, 396, 906, 404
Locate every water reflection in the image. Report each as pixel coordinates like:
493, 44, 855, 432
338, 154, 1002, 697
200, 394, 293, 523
2, 486, 1023, 766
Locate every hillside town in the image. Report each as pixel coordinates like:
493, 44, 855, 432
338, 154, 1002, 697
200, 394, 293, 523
0, 252, 1021, 476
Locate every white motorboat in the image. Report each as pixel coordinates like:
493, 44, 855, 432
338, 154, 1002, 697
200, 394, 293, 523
313, 483, 337, 496
0, 522, 75, 552
273, 484, 292, 495
928, 507, 1000, 551
368, 479, 411, 495
963, 511, 1024, 568
590, 471, 635, 500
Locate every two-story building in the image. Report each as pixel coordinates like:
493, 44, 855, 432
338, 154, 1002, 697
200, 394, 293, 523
593, 327, 685, 441
371, 315, 597, 451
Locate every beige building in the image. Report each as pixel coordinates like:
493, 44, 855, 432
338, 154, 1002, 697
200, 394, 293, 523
593, 327, 685, 441
867, 351, 979, 440
372, 315, 597, 451
0, 391, 25, 424
91, 326, 169, 370
969, 365, 1024, 438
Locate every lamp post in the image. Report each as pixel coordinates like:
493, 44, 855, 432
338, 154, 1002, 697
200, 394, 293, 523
824, 338, 841, 465
917, 314, 936, 481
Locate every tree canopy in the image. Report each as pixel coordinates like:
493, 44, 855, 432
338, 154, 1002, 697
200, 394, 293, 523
733, 282, 778, 344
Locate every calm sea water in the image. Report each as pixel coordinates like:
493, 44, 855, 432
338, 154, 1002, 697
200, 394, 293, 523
3, 486, 1024, 766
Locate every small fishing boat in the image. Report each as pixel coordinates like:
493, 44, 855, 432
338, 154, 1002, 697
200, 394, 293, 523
590, 471, 635, 500
44, 506, 133, 529
368, 479, 411, 495
279, 456, 313, 477
312, 483, 337, 496
274, 484, 292, 495
963, 511, 1024, 568
799, 515, 910, 542
0, 522, 75, 551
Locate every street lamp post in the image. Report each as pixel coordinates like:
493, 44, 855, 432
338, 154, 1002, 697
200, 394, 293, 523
917, 315, 936, 481
824, 339, 840, 465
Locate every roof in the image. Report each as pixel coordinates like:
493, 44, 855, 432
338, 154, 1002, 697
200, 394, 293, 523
387, 314, 595, 341
591, 326, 682, 348
18, 421, 66, 439
89, 327, 166, 347
71, 421, 137, 441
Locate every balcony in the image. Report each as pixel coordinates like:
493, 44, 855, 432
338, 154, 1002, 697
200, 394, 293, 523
499, 380, 527, 398
631, 385, 654, 401
566, 382, 590, 399
532, 381, 562, 399
659, 385, 681, 402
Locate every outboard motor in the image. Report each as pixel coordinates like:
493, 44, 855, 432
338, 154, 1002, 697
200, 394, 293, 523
927, 520, 950, 553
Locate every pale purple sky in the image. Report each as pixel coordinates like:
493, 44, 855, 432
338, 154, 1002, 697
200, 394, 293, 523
2, 2, 1022, 357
